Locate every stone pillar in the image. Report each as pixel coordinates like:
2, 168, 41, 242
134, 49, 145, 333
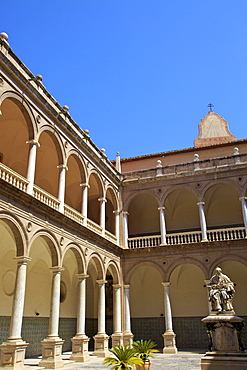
26, 140, 40, 195
0, 257, 30, 370
39, 267, 64, 369
111, 284, 123, 347
57, 165, 68, 213
113, 210, 120, 244
70, 274, 90, 362
197, 201, 208, 242
80, 183, 90, 226
239, 197, 247, 237
116, 152, 121, 173
158, 207, 167, 245
93, 280, 109, 357
123, 284, 134, 346
123, 211, 129, 248
98, 198, 107, 236
162, 282, 177, 354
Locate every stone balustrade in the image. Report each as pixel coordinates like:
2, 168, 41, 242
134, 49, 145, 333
128, 227, 246, 248
64, 204, 84, 225
33, 185, 60, 210
0, 163, 29, 191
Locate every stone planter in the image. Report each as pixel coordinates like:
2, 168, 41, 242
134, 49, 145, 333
136, 360, 151, 370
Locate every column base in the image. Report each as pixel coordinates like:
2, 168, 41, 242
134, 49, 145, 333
39, 337, 64, 369
93, 334, 110, 357
70, 335, 90, 362
163, 331, 177, 354
201, 352, 247, 369
123, 332, 134, 347
0, 339, 28, 370
111, 333, 123, 347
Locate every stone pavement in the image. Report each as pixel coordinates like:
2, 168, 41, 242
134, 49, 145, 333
24, 350, 203, 370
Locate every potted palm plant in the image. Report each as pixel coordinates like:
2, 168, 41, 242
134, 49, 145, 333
132, 340, 158, 370
103, 345, 144, 369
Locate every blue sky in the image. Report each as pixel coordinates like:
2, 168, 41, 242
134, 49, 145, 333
2, 1, 247, 160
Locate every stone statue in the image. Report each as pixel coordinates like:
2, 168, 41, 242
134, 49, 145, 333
208, 267, 235, 313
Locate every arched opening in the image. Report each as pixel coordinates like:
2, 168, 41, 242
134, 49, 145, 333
105, 188, 117, 235
88, 173, 102, 225
0, 98, 33, 177
204, 184, 243, 229
165, 188, 200, 233
35, 131, 62, 197
65, 155, 85, 212
170, 263, 208, 349
128, 193, 159, 237
130, 265, 164, 348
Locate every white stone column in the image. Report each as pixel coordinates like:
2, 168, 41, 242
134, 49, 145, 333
158, 207, 167, 245
113, 210, 120, 244
80, 183, 90, 226
197, 201, 208, 242
26, 140, 40, 195
162, 282, 177, 354
111, 284, 123, 346
0, 258, 30, 370
57, 165, 68, 213
123, 211, 129, 248
70, 274, 90, 362
93, 280, 109, 357
123, 284, 133, 346
204, 279, 211, 314
98, 198, 107, 236
39, 267, 64, 369
239, 197, 247, 237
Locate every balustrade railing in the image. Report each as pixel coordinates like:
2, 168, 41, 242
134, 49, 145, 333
87, 218, 103, 235
33, 185, 60, 210
128, 227, 246, 248
0, 163, 29, 192
64, 204, 84, 225
105, 229, 117, 243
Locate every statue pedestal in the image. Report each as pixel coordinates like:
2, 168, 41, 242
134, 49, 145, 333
201, 314, 247, 369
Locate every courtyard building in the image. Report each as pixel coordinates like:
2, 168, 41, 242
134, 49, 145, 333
0, 33, 247, 369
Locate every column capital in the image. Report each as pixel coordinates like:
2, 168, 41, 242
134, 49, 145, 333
112, 284, 122, 289
239, 197, 247, 201
80, 183, 90, 188
14, 256, 32, 264
96, 279, 107, 285
26, 139, 40, 147
57, 164, 68, 170
162, 282, 171, 287
50, 266, 64, 273
158, 206, 165, 211
76, 274, 89, 280
197, 201, 205, 206
123, 211, 129, 215
113, 210, 120, 215
124, 284, 130, 289
98, 197, 107, 202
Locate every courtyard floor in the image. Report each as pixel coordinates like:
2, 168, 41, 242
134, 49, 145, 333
24, 350, 203, 370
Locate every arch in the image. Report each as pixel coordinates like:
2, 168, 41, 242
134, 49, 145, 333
162, 184, 200, 204
105, 187, 118, 234
167, 257, 208, 281
86, 252, 104, 280
65, 153, 86, 212
124, 189, 160, 210
35, 129, 64, 197
0, 212, 27, 256
164, 187, 200, 233
209, 255, 247, 277
105, 260, 121, 284
66, 149, 87, 178
127, 192, 160, 237
88, 171, 104, 225
203, 182, 243, 229
37, 125, 65, 163
61, 242, 86, 274
0, 94, 36, 177
28, 230, 61, 267
201, 179, 242, 199
125, 260, 165, 284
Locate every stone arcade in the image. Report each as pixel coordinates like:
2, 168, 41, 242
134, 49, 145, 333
0, 33, 247, 369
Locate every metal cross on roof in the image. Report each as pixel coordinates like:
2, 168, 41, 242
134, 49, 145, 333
207, 103, 214, 111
